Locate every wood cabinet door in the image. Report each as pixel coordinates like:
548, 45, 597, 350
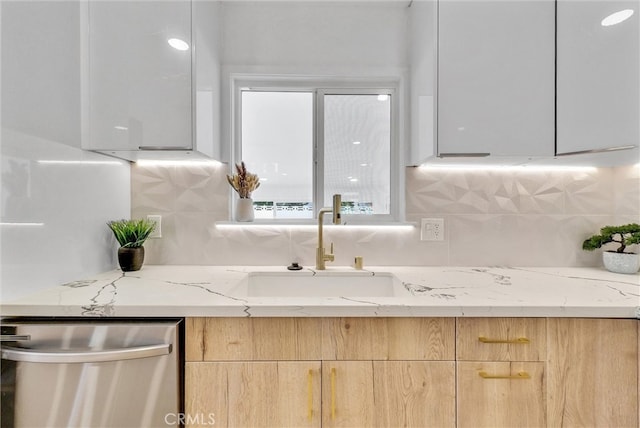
457, 362, 545, 428
547, 318, 639, 427
185, 361, 321, 428
322, 361, 455, 428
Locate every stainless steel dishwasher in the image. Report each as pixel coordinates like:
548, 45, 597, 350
0, 318, 182, 428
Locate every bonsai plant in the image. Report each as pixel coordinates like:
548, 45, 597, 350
227, 161, 260, 222
107, 218, 156, 272
582, 223, 640, 274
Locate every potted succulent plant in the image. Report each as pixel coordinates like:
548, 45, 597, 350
227, 161, 260, 222
107, 219, 156, 272
582, 223, 640, 274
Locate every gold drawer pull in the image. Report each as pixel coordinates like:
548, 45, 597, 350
478, 336, 530, 344
479, 371, 531, 380
307, 369, 313, 421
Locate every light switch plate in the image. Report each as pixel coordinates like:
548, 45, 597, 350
420, 218, 444, 241
147, 215, 162, 238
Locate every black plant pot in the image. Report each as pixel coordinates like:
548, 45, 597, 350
117, 246, 145, 272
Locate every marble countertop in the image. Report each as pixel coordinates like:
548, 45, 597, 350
1, 265, 638, 318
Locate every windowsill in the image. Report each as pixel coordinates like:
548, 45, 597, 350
215, 221, 416, 230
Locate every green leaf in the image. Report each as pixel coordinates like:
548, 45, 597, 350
107, 219, 156, 248
582, 223, 640, 253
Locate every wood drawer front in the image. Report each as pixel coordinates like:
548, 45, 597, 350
457, 361, 546, 428
186, 317, 322, 361
321, 317, 455, 361
457, 318, 546, 361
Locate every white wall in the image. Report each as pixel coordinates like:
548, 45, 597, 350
219, 1, 412, 161
0, 1, 130, 301
221, 1, 410, 69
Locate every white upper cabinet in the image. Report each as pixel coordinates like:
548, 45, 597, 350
84, 0, 221, 161
436, 0, 556, 159
556, 0, 639, 159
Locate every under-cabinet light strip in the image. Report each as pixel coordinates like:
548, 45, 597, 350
418, 164, 598, 172
135, 160, 223, 167
38, 160, 123, 165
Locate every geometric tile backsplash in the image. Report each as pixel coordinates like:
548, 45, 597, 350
132, 164, 639, 267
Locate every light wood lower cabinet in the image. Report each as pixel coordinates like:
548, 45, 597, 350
185, 317, 639, 428
185, 317, 455, 428
457, 318, 547, 428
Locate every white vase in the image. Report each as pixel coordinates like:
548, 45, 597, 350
602, 251, 640, 274
235, 198, 255, 222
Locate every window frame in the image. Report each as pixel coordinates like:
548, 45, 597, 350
232, 75, 403, 224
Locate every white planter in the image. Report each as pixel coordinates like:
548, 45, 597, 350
235, 198, 255, 222
602, 251, 640, 274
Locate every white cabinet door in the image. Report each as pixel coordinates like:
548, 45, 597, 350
556, 0, 639, 157
86, 1, 192, 152
437, 0, 555, 158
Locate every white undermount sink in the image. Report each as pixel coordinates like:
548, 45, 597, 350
231, 271, 409, 298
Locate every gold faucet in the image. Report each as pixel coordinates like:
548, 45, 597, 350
316, 194, 342, 270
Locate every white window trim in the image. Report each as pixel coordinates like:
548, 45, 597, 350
231, 74, 405, 224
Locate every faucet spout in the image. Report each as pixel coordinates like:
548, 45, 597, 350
316, 194, 341, 270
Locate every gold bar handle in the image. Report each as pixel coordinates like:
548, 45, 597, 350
479, 371, 531, 380
331, 367, 336, 420
307, 369, 313, 421
478, 336, 530, 344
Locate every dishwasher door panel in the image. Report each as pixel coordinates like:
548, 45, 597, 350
1, 319, 181, 428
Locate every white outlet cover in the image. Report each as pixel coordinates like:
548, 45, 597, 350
147, 215, 162, 238
420, 218, 444, 241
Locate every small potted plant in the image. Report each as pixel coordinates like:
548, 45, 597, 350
227, 161, 260, 222
582, 223, 640, 274
107, 218, 156, 272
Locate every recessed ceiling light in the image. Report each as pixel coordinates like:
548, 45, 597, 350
352, 141, 361, 145
360, 163, 368, 167
601, 9, 634, 26
349, 178, 358, 182
168, 38, 189, 51
377, 94, 389, 101
114, 126, 128, 131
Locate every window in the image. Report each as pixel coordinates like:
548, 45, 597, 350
237, 80, 399, 223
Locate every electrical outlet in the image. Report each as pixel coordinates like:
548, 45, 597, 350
420, 218, 444, 241
147, 215, 162, 238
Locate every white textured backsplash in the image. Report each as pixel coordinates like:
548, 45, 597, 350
131, 164, 639, 267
